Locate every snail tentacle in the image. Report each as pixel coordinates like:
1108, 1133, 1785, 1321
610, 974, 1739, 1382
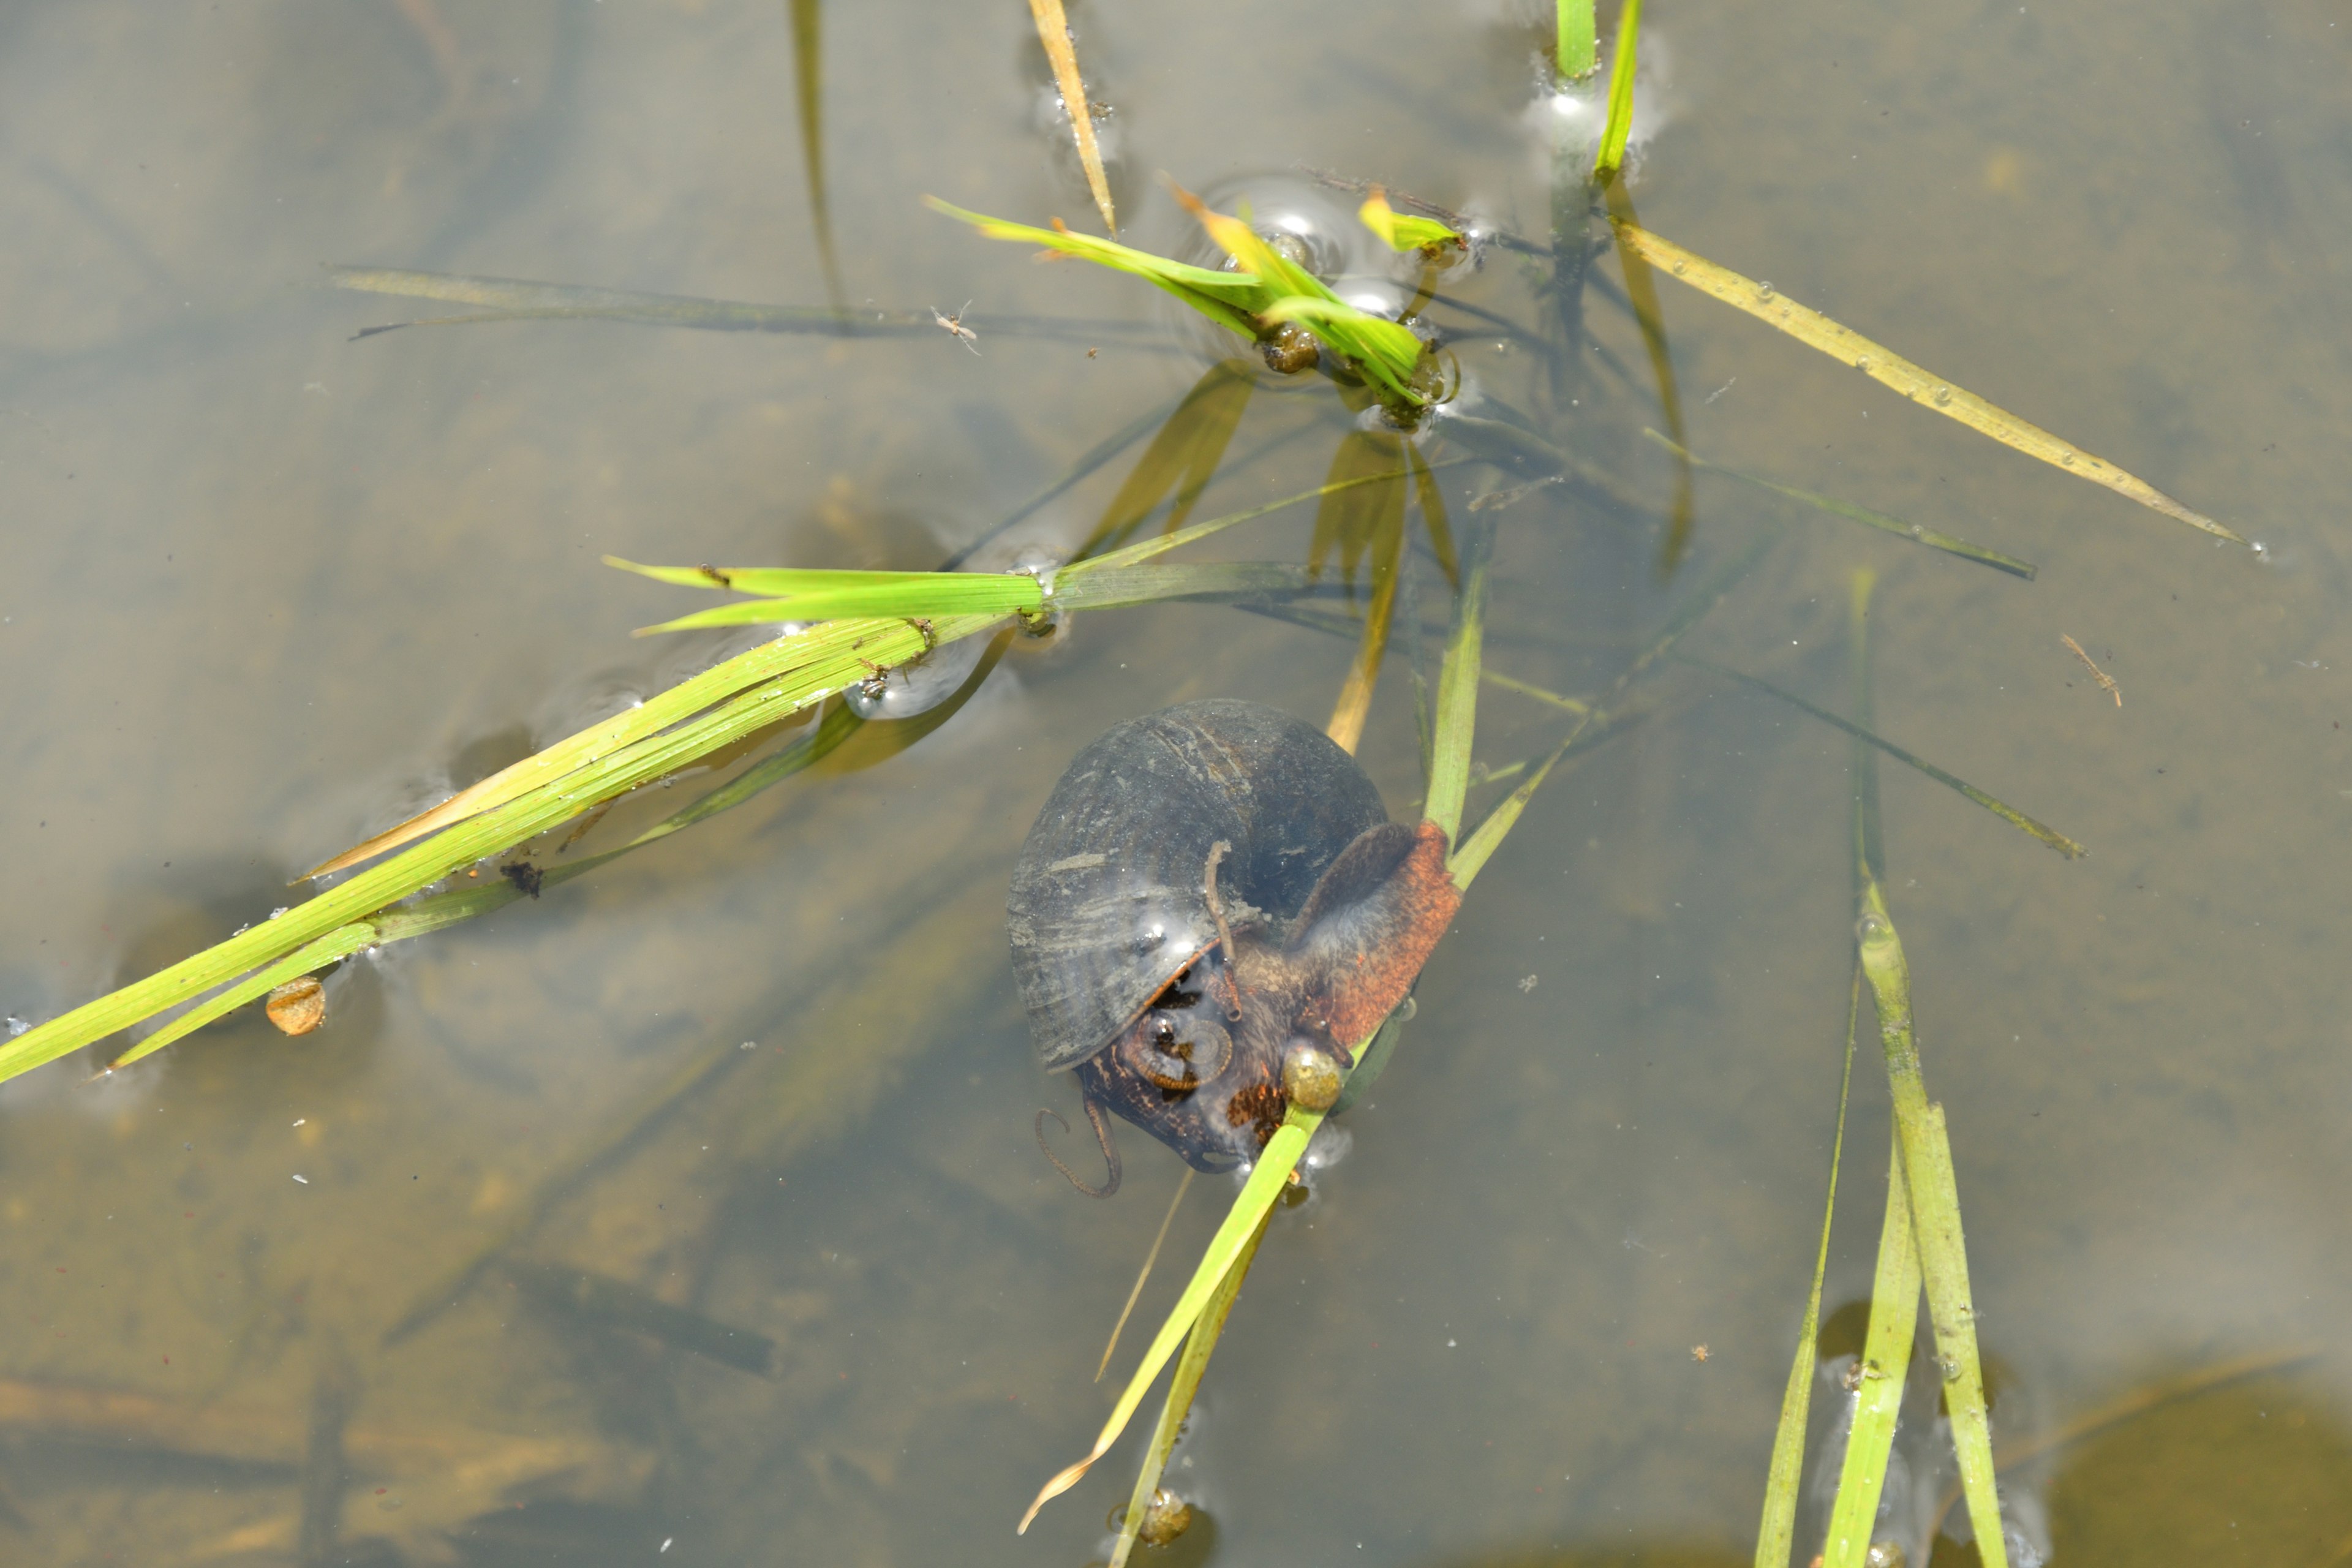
1035, 1102, 1121, 1199
1200, 841, 1246, 1020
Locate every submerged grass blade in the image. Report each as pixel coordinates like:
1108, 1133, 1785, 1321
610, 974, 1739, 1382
1822, 1126, 1924, 1568
1080, 360, 1256, 556
1849, 571, 1887, 890
1599, 179, 1695, 572
1858, 881, 2007, 1568
786, 0, 843, 307
1324, 473, 1406, 754
1107, 1205, 1273, 1568
1642, 429, 2039, 579
1754, 962, 1862, 1568
1683, 657, 2087, 859
1611, 224, 2243, 543
1066, 458, 1468, 577
1027, 0, 1116, 234
328, 268, 1156, 346
1594, 0, 1645, 177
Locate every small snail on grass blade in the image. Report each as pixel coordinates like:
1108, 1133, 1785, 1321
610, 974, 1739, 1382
1008, 700, 1460, 1194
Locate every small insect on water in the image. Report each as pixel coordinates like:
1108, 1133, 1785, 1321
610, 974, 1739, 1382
932, 299, 980, 354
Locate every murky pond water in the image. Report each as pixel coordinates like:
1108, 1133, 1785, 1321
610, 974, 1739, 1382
4, 2, 2351, 1564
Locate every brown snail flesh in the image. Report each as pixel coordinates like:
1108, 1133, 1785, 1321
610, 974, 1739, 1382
1008, 701, 1460, 1189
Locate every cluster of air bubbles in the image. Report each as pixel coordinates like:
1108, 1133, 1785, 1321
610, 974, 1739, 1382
1161, 173, 1376, 379
845, 632, 991, 721
4, 1016, 28, 1038
1530, 26, 1677, 184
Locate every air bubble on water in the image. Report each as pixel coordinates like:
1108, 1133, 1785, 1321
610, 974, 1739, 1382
846, 635, 990, 721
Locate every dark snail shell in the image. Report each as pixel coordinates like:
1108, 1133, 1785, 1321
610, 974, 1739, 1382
1008, 701, 1385, 1072
1008, 699, 1461, 1178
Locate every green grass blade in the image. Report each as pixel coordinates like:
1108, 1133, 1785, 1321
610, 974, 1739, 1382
105, 923, 379, 1070
1422, 525, 1490, 845
1107, 1205, 1274, 1568
1017, 1121, 1311, 1532
1358, 188, 1464, 254
306, 613, 974, 876
0, 612, 1003, 1085
1823, 1126, 1924, 1568
629, 592, 1006, 635
1858, 880, 2007, 1568
925, 197, 1264, 337
1681, 657, 2087, 859
1594, 0, 1645, 178
1755, 960, 1863, 1568
1643, 430, 2039, 579
1557, 0, 1597, 78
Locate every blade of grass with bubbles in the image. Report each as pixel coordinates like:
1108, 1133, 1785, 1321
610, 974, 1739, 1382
1027, 0, 1115, 235
1643, 429, 2038, 579
1169, 185, 1427, 404
1679, 656, 2086, 858
0, 608, 997, 1085
1857, 879, 2008, 1568
305, 610, 1001, 877
1822, 1125, 1924, 1568
1106, 1205, 1273, 1568
1610, 224, 2243, 543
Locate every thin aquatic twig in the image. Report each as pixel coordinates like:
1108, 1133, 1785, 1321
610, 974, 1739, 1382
1096, 1169, 1194, 1381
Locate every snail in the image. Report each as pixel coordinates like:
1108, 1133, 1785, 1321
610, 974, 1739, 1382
1008, 699, 1460, 1194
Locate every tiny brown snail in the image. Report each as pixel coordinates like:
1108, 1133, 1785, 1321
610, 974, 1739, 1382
1008, 700, 1460, 1194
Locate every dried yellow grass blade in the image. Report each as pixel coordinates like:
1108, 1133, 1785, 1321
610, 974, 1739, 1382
1613, 222, 2244, 544
1028, 0, 1115, 235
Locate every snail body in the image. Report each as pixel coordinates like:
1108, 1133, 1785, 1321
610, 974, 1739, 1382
1008, 700, 1460, 1187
